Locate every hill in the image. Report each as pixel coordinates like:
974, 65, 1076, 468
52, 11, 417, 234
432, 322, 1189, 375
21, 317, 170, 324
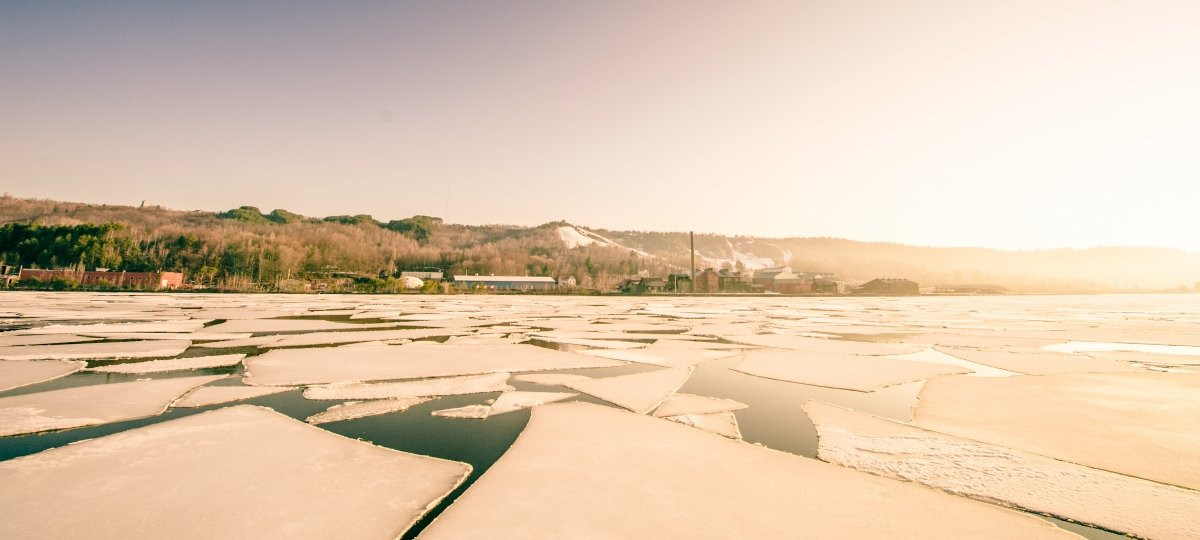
2, 195, 1197, 293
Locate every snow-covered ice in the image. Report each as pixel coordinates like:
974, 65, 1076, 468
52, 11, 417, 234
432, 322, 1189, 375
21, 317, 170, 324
653, 393, 747, 417
0, 339, 191, 360
579, 348, 740, 367
0, 334, 100, 347
915, 372, 1200, 490
417, 402, 1074, 539
0, 375, 223, 436
244, 343, 624, 386
511, 373, 592, 385
306, 397, 432, 424
87, 353, 246, 374
725, 334, 921, 355
664, 412, 742, 439
561, 367, 692, 414
0, 405, 470, 540
732, 350, 970, 392
935, 346, 1142, 375
806, 401, 1200, 540
488, 391, 575, 416
264, 328, 466, 348
302, 372, 511, 400
172, 385, 294, 407
432, 404, 491, 419
0, 359, 86, 392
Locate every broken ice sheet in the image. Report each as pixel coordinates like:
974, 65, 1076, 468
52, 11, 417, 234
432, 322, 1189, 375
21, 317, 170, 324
0, 339, 191, 361
432, 404, 491, 419
244, 343, 624, 386
192, 335, 284, 349
306, 397, 432, 424
302, 372, 511, 400
1083, 350, 1200, 367
511, 373, 591, 385
805, 401, 1200, 540
934, 346, 1143, 375
0, 375, 223, 436
579, 348, 740, 367
653, 393, 747, 417
172, 385, 293, 408
264, 328, 465, 348
664, 412, 742, 439
562, 367, 692, 414
87, 353, 246, 374
417, 402, 1074, 539
488, 391, 575, 416
0, 405, 471, 540
725, 333, 921, 355
199, 318, 401, 334
10, 320, 209, 335
0, 334, 100, 347
0, 359, 86, 392
731, 350, 969, 392
915, 372, 1200, 491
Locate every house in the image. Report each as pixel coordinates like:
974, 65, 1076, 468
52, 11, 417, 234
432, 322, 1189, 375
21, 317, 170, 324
852, 278, 919, 296
693, 269, 720, 293
752, 266, 794, 289
18, 269, 184, 289
617, 276, 667, 295
717, 269, 753, 293
666, 273, 692, 293
452, 275, 556, 290
812, 276, 849, 294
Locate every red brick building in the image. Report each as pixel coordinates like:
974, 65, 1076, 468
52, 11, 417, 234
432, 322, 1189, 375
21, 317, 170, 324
19, 269, 185, 289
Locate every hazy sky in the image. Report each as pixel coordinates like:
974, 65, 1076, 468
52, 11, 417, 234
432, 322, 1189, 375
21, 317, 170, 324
3, 1, 1198, 251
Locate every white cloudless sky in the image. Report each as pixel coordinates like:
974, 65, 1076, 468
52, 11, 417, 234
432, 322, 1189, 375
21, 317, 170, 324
2, 1, 1198, 251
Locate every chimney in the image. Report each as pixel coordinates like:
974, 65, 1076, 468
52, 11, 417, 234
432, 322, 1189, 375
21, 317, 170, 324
689, 231, 695, 293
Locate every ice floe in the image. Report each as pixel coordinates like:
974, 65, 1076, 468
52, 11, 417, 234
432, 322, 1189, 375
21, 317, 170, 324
664, 412, 742, 439
488, 391, 575, 416
511, 373, 592, 385
431, 404, 492, 419
0, 334, 100, 347
200, 319, 399, 334
172, 385, 293, 407
0, 359, 86, 392
562, 367, 692, 414
0, 375, 223, 436
915, 372, 1200, 490
417, 402, 1074, 539
306, 397, 432, 424
731, 350, 970, 392
579, 348, 740, 367
935, 346, 1142, 375
87, 353, 246, 374
264, 328, 465, 348
652, 393, 747, 417
0, 339, 191, 361
0, 405, 470, 539
245, 343, 624, 386
302, 372, 511, 400
725, 334, 921, 355
806, 401, 1200, 540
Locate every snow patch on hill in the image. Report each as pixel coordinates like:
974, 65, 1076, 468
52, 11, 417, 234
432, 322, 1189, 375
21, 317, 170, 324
557, 225, 653, 258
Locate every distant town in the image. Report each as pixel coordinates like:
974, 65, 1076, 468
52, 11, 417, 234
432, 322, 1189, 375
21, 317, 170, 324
1, 262, 930, 296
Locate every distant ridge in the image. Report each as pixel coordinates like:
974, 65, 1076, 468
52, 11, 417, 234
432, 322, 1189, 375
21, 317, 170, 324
2, 195, 1198, 292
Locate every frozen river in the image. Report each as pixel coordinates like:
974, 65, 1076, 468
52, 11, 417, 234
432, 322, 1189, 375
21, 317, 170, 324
1, 292, 1198, 539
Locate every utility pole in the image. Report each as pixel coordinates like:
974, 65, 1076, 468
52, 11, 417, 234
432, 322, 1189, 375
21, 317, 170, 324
689, 231, 696, 293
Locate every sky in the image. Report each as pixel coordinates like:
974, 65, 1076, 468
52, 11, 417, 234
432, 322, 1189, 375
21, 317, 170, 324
2, 1, 1199, 252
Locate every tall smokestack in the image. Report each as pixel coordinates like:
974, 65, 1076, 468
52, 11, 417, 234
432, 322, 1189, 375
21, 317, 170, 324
689, 231, 695, 293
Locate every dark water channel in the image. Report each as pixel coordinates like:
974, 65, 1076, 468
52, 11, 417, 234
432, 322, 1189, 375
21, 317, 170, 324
0, 337, 1127, 539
